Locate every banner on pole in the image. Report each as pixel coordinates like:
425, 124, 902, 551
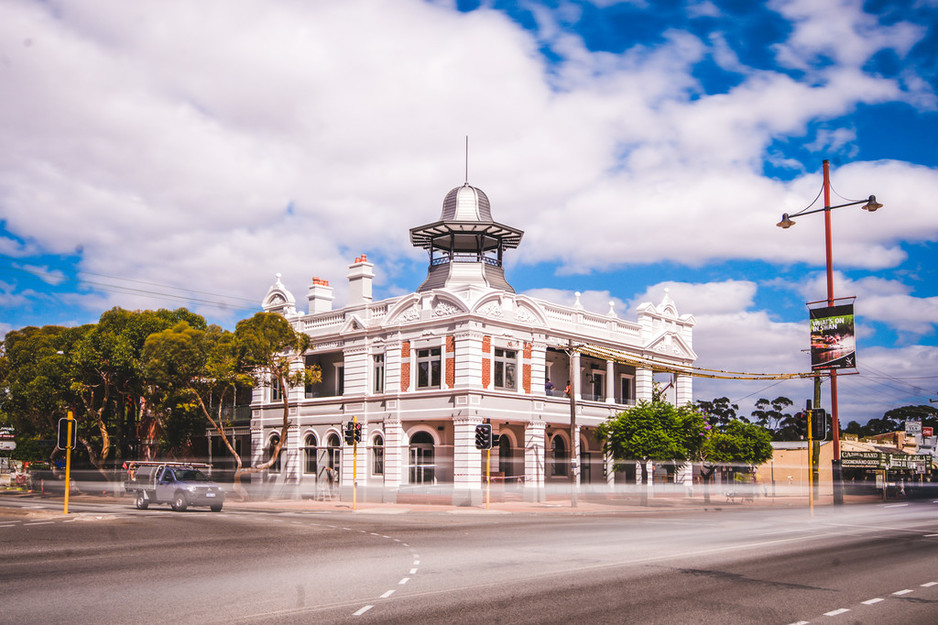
809, 303, 856, 370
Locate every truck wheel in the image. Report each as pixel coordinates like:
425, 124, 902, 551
171, 492, 188, 512
135, 491, 149, 510
210, 503, 223, 512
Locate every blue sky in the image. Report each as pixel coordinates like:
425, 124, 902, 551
1, 0, 936, 424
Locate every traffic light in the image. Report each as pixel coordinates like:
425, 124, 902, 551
794, 412, 808, 439
354, 422, 363, 443
474, 424, 492, 450
811, 408, 828, 440
56, 417, 77, 450
344, 421, 355, 445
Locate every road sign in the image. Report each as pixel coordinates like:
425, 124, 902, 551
0, 440, 15, 451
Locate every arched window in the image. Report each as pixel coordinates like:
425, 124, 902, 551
372, 434, 384, 476
268, 433, 282, 474
550, 435, 567, 477
409, 431, 435, 484
304, 434, 317, 475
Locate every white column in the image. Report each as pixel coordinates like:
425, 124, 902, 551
635, 367, 654, 402
453, 417, 483, 506
383, 417, 404, 491
524, 421, 546, 502
571, 350, 581, 400
675, 373, 693, 406
605, 359, 615, 403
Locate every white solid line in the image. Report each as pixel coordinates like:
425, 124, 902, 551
410, 568, 418, 574
353, 605, 373, 616
380, 590, 395, 599
861, 598, 884, 605
824, 608, 850, 616
399, 577, 410, 585
921, 582, 938, 587
893, 589, 913, 595
25, 521, 54, 525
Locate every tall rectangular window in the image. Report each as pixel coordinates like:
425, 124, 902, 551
270, 377, 282, 402
336, 365, 345, 396
373, 354, 385, 394
494, 348, 517, 390
416, 347, 441, 389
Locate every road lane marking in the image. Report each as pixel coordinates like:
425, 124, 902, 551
787, 621, 809, 625
380, 590, 395, 599
892, 589, 913, 595
399, 578, 410, 585
824, 608, 850, 616
924, 534, 938, 538
861, 598, 884, 605
410, 568, 418, 574
25, 521, 54, 525
921, 582, 937, 587
353, 605, 373, 616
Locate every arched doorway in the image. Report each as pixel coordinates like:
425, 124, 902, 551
409, 431, 435, 484
498, 433, 514, 478
550, 434, 568, 477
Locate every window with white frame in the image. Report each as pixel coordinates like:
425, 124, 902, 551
416, 347, 441, 389
372, 434, 384, 476
619, 375, 633, 404
494, 348, 517, 390
373, 353, 385, 394
335, 364, 345, 396
270, 376, 282, 402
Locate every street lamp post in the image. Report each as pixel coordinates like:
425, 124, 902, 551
777, 159, 882, 506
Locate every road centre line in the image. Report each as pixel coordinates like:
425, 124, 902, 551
892, 589, 913, 595
380, 590, 395, 599
861, 598, 884, 605
353, 605, 373, 616
823, 608, 850, 616
921, 582, 937, 587
399, 577, 410, 585
410, 568, 418, 574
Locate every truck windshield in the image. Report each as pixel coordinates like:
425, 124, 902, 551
174, 469, 210, 481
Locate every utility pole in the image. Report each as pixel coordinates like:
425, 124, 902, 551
568, 339, 578, 508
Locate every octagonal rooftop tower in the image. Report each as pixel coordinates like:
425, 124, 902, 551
410, 183, 524, 294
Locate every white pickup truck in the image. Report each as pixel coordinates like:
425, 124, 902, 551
124, 462, 225, 512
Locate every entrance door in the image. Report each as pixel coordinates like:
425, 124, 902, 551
408, 431, 435, 484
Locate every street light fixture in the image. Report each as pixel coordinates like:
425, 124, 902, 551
776, 159, 882, 506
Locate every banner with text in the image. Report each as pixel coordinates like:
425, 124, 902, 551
810, 303, 856, 370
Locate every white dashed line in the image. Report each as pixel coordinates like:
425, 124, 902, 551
787, 621, 809, 625
921, 582, 938, 587
861, 598, 884, 605
413, 560, 420, 565
410, 568, 418, 574
892, 589, 913, 596
25, 521, 54, 526
353, 605, 373, 616
399, 577, 410, 585
924, 534, 938, 538
824, 608, 850, 616
380, 590, 395, 599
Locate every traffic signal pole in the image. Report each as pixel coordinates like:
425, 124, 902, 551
64, 411, 74, 515
352, 417, 358, 511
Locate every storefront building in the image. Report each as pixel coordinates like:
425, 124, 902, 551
250, 182, 696, 504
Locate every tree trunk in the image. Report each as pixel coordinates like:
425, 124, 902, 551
640, 459, 649, 506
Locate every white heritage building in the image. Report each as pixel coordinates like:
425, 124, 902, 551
250, 182, 696, 504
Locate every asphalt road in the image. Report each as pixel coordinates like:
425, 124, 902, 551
1, 497, 937, 624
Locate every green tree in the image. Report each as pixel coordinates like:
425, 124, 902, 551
1, 325, 79, 462
143, 322, 257, 493
750, 396, 793, 434
597, 399, 705, 505
696, 397, 745, 427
